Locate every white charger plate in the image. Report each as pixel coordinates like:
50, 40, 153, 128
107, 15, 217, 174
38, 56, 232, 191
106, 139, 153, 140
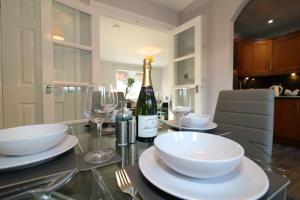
0, 135, 78, 172
163, 120, 217, 131
139, 147, 269, 200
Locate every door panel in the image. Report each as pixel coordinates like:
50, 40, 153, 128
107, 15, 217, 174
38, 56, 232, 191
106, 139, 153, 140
174, 27, 195, 58
236, 39, 252, 76
252, 40, 272, 75
1, 0, 42, 128
272, 34, 300, 73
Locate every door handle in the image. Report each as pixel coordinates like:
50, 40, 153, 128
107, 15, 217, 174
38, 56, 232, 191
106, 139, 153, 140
195, 85, 199, 93
46, 84, 56, 94
269, 60, 272, 71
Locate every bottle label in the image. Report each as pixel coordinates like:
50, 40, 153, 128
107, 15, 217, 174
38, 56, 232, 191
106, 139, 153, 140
138, 115, 158, 137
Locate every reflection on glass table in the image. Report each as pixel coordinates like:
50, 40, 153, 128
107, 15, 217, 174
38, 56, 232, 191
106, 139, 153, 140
1, 124, 289, 200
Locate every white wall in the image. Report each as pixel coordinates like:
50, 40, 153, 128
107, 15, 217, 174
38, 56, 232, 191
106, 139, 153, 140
179, 0, 249, 116
95, 0, 178, 26
100, 60, 167, 97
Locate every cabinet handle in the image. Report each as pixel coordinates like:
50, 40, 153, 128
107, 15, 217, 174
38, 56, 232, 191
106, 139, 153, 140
269, 60, 272, 71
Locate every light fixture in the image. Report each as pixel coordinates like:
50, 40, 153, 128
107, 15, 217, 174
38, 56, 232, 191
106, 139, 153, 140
291, 72, 296, 77
251, 78, 255, 81
137, 46, 162, 56
52, 25, 65, 41
268, 19, 274, 24
245, 77, 249, 80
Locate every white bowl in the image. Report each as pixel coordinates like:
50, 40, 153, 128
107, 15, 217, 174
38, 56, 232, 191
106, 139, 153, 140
181, 113, 210, 128
0, 124, 68, 155
154, 132, 244, 178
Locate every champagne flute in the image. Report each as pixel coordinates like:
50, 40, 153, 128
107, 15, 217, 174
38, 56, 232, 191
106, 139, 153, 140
170, 86, 192, 130
83, 84, 117, 164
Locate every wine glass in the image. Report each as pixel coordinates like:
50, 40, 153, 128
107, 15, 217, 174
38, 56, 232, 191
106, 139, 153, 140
154, 90, 163, 111
102, 91, 118, 133
170, 86, 192, 130
82, 84, 117, 164
154, 90, 164, 122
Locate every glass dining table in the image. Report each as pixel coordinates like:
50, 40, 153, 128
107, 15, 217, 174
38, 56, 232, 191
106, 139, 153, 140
2, 123, 290, 200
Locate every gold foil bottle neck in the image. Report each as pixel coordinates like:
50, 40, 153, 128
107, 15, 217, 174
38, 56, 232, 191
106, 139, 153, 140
142, 58, 153, 87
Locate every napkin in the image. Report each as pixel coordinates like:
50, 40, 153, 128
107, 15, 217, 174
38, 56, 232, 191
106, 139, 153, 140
181, 113, 210, 128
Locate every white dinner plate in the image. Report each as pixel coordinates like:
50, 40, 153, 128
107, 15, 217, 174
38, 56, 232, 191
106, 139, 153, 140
139, 147, 269, 200
0, 135, 78, 172
163, 120, 217, 131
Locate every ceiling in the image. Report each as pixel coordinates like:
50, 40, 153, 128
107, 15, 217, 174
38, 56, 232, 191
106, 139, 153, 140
99, 16, 169, 67
235, 0, 300, 39
142, 0, 195, 12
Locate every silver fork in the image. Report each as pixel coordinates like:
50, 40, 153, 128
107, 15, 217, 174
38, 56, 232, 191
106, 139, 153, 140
115, 169, 142, 200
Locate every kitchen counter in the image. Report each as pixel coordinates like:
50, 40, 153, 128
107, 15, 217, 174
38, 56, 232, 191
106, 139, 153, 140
275, 96, 300, 99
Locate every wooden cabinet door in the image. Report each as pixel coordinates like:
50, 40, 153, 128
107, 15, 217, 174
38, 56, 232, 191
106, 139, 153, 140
236, 40, 252, 76
274, 99, 300, 141
252, 40, 272, 75
272, 34, 300, 74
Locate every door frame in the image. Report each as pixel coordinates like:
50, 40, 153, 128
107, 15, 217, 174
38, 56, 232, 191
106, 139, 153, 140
169, 16, 203, 114
94, 3, 203, 115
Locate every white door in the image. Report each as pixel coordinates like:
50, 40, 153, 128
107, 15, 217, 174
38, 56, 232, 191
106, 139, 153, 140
170, 16, 204, 114
41, 0, 97, 124
1, 0, 42, 128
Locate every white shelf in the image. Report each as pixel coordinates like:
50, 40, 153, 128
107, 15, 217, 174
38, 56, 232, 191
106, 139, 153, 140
53, 40, 92, 51
173, 53, 195, 63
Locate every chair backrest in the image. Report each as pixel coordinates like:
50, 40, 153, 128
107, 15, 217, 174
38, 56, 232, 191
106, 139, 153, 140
213, 89, 275, 157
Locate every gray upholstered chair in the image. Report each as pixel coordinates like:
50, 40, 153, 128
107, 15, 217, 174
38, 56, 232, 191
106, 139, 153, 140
213, 89, 275, 157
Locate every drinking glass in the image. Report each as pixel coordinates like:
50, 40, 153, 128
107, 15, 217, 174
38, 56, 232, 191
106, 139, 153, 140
154, 89, 163, 111
102, 92, 118, 133
83, 84, 117, 164
170, 86, 192, 130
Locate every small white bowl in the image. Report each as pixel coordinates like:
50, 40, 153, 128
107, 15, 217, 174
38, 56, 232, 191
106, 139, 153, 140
154, 132, 244, 178
0, 124, 68, 156
182, 113, 210, 128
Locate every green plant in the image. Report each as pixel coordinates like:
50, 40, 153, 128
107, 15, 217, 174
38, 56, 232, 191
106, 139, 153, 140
124, 77, 135, 99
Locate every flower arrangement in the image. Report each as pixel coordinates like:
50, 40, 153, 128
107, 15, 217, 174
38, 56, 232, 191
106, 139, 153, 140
124, 77, 135, 99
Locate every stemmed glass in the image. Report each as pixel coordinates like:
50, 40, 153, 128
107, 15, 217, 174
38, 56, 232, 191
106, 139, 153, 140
102, 93, 119, 133
154, 90, 163, 111
83, 84, 118, 164
170, 86, 192, 130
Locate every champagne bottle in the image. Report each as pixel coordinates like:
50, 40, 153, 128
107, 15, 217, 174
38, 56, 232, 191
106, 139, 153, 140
136, 57, 157, 142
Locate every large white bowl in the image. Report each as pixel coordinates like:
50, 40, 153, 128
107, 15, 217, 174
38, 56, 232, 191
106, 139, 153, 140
154, 132, 244, 178
181, 113, 210, 128
0, 124, 68, 156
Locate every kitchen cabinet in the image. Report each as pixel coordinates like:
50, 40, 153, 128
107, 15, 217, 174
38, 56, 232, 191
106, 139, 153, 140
272, 33, 300, 74
274, 98, 300, 146
252, 40, 272, 75
236, 39, 252, 76
236, 31, 300, 77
